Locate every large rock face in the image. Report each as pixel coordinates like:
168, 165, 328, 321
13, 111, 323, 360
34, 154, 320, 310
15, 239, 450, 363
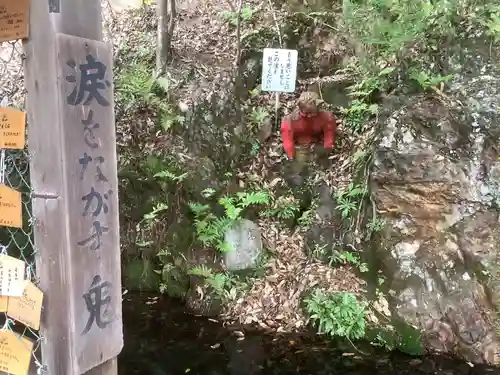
371, 40, 500, 364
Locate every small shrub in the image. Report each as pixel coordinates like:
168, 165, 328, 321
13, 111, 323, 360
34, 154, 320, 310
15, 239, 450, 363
335, 182, 365, 220
188, 265, 230, 297
409, 69, 455, 90
330, 250, 369, 273
116, 63, 154, 110
262, 195, 300, 221
304, 290, 367, 340
366, 216, 385, 234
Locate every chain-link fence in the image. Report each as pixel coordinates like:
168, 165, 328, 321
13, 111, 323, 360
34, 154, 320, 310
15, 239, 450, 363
0, 40, 45, 373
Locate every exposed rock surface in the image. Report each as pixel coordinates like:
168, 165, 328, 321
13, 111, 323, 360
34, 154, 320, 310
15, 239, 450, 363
371, 40, 500, 364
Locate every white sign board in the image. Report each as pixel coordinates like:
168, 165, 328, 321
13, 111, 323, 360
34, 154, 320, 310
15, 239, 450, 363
261, 48, 298, 93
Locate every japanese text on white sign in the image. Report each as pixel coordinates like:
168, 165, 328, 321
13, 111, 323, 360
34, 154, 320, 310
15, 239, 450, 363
261, 48, 298, 93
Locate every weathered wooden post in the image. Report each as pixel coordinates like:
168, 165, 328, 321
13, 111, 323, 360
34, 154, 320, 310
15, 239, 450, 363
24, 0, 123, 374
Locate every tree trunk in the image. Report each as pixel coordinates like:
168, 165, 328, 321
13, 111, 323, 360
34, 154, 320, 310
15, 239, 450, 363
156, 0, 176, 76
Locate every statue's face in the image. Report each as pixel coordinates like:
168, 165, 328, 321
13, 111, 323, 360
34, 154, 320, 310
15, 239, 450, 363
300, 103, 318, 118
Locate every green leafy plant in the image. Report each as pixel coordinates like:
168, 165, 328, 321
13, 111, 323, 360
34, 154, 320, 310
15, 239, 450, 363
340, 0, 499, 92
116, 64, 184, 132
189, 191, 270, 252
330, 250, 368, 272
335, 183, 365, 219
304, 290, 367, 341
297, 208, 314, 227
250, 141, 261, 156
187, 265, 251, 301
370, 331, 396, 351
311, 244, 329, 260
154, 170, 188, 182
188, 265, 230, 296
366, 216, 386, 234
155, 248, 189, 298
340, 66, 392, 133
339, 0, 497, 139
143, 203, 169, 223
221, 6, 257, 26
116, 63, 155, 109
482, 11, 500, 43
346, 67, 392, 100
342, 99, 378, 133
248, 107, 269, 130
262, 195, 300, 221
409, 69, 455, 90
138, 169, 187, 225
201, 188, 217, 198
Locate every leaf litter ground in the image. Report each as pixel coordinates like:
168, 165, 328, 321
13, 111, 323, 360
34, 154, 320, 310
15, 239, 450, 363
105, 0, 375, 332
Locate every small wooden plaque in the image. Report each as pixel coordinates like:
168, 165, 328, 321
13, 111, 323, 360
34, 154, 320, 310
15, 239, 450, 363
0, 255, 25, 297
0, 0, 30, 43
0, 184, 22, 229
7, 280, 43, 330
0, 330, 33, 375
0, 107, 26, 150
0, 296, 7, 312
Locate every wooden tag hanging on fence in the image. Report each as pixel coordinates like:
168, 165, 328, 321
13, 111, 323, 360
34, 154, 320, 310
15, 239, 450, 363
0, 185, 22, 228
0, 255, 25, 297
0, 330, 34, 375
0, 0, 30, 43
7, 280, 43, 330
0, 107, 26, 150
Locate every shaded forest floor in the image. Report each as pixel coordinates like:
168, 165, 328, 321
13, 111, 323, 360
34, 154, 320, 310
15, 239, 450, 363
106, 0, 378, 330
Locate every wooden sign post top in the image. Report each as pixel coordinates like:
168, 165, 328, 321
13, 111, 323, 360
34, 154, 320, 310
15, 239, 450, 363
0, 0, 30, 43
55, 33, 122, 374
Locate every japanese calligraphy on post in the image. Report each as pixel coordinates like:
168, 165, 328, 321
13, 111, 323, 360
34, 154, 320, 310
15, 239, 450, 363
261, 48, 298, 93
0, 0, 30, 43
56, 33, 123, 373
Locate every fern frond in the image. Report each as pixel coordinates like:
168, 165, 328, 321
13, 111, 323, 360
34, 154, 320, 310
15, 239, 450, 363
188, 265, 214, 278
189, 202, 211, 217
238, 191, 270, 207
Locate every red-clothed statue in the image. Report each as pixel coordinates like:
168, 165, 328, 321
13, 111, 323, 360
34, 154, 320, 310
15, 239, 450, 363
281, 92, 338, 165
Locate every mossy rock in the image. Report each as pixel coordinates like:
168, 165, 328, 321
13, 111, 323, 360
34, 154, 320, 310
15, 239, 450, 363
368, 322, 424, 356
124, 259, 161, 292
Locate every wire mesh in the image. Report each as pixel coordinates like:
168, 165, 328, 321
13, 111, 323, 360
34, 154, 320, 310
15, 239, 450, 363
0, 40, 45, 373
